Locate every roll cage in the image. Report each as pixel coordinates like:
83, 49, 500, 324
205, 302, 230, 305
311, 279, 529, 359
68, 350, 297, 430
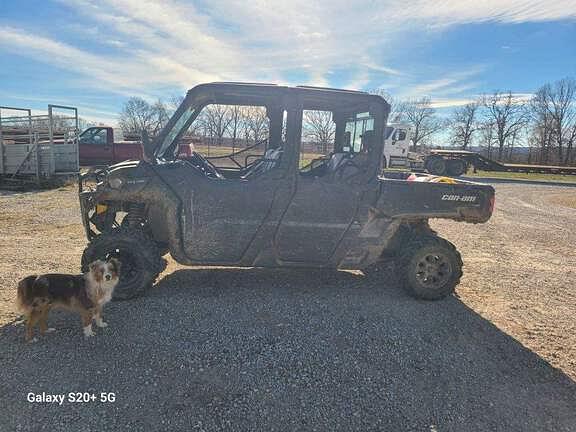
152, 83, 390, 179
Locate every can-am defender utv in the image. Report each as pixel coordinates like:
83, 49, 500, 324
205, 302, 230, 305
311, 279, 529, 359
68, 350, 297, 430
79, 82, 494, 300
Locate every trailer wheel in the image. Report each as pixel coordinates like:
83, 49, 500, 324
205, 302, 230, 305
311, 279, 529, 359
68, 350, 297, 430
398, 235, 462, 300
425, 156, 447, 176
81, 227, 166, 300
446, 159, 467, 177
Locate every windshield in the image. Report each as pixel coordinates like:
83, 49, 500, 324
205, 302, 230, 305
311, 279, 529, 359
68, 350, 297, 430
384, 126, 394, 140
344, 112, 375, 153
157, 106, 198, 157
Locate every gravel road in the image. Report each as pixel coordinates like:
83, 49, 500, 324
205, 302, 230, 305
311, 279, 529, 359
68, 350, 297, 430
0, 182, 575, 431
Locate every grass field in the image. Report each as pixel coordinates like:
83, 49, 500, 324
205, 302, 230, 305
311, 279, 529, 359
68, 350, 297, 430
194, 144, 323, 169
467, 169, 576, 183
194, 145, 243, 158
192, 145, 576, 181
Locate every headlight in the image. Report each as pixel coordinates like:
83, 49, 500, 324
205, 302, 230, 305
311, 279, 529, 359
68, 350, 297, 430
108, 177, 124, 189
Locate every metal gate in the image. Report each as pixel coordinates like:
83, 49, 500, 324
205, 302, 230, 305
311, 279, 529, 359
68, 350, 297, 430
0, 104, 79, 182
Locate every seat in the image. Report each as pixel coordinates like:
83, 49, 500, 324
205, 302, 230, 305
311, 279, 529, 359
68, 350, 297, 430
325, 153, 349, 172
242, 148, 283, 179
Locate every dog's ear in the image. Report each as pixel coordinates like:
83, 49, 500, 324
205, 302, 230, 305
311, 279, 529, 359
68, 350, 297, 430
89, 260, 104, 282
108, 257, 121, 273
89, 260, 103, 273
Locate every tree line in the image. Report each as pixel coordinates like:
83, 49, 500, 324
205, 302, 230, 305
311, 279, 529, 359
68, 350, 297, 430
118, 96, 269, 149
375, 76, 576, 166
118, 76, 575, 166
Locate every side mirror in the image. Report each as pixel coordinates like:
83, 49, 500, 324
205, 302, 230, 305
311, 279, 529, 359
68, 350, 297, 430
141, 130, 155, 164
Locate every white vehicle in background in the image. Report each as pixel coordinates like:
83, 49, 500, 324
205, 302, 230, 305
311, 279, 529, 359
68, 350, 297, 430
382, 123, 470, 176
383, 123, 414, 169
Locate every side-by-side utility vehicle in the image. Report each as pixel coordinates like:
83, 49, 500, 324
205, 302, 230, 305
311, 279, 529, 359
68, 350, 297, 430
79, 83, 495, 300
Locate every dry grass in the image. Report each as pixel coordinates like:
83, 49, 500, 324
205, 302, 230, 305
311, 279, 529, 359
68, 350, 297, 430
468, 169, 576, 183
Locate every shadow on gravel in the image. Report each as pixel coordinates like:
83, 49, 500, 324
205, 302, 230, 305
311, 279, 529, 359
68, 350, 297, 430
1, 267, 575, 432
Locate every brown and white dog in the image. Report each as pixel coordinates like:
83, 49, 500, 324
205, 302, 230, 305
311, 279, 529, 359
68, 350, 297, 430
16, 259, 120, 341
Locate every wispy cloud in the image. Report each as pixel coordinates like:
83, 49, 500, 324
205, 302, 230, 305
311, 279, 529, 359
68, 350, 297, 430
0, 26, 159, 96
1, 0, 575, 102
404, 0, 576, 25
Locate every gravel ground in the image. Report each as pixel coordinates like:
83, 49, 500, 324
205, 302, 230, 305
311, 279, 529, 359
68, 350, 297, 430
0, 182, 575, 431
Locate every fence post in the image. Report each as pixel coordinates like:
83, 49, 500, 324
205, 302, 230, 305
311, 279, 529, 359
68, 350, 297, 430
0, 108, 4, 176
35, 132, 40, 184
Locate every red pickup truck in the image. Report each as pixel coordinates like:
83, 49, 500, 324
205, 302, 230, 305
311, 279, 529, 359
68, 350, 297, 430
79, 127, 195, 165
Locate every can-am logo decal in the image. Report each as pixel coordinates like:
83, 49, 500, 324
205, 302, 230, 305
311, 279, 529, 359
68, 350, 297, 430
126, 179, 146, 185
441, 194, 477, 202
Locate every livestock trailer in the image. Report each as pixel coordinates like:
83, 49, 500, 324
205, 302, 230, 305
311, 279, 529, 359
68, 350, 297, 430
0, 104, 80, 183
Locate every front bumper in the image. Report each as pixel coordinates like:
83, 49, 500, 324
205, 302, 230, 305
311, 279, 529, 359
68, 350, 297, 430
78, 167, 109, 240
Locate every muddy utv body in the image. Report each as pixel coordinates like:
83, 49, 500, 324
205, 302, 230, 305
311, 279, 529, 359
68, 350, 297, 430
79, 82, 494, 300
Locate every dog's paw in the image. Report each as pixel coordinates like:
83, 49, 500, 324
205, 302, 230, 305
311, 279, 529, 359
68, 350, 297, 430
95, 320, 108, 328
27, 337, 38, 343
46, 328, 56, 333
83, 327, 95, 337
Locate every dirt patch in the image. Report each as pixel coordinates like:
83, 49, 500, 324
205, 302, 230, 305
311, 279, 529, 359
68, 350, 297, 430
1, 181, 576, 430
547, 191, 576, 209
433, 184, 576, 379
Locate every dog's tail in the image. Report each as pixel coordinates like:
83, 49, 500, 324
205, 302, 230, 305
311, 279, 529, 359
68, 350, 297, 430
16, 276, 38, 314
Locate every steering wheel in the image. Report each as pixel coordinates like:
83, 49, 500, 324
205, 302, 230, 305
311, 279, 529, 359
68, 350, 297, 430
189, 152, 223, 178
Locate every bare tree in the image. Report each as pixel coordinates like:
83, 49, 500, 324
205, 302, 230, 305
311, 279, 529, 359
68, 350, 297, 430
202, 104, 233, 145
152, 100, 170, 133
531, 78, 576, 165
169, 94, 185, 112
397, 97, 444, 150
481, 91, 529, 161
370, 89, 401, 122
568, 124, 576, 165
242, 106, 269, 145
478, 121, 495, 160
227, 105, 243, 150
302, 110, 335, 153
449, 101, 479, 149
529, 94, 556, 164
119, 97, 169, 137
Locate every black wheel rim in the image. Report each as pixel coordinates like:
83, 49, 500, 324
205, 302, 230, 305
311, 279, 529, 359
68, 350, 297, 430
415, 253, 452, 290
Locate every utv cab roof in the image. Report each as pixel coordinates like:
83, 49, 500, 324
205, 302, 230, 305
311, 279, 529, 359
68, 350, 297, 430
185, 82, 390, 111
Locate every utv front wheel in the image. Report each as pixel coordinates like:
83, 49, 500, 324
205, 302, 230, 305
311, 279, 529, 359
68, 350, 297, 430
398, 236, 462, 300
81, 227, 166, 300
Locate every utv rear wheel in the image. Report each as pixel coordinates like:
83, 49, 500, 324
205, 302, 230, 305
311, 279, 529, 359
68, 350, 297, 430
81, 227, 166, 300
398, 235, 462, 300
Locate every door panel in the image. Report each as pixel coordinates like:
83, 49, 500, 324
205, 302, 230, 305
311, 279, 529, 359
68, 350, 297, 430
276, 177, 359, 264
182, 176, 280, 263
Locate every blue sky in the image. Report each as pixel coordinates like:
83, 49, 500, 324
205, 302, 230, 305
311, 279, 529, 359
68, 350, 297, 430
0, 0, 575, 124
